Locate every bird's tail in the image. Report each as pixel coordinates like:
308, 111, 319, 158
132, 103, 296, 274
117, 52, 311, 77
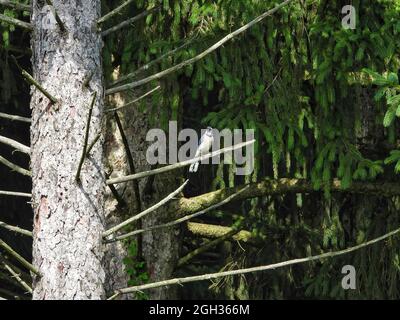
189, 161, 199, 172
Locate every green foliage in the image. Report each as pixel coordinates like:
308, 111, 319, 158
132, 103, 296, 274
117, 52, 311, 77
363, 68, 400, 127
103, 0, 400, 299
122, 241, 149, 300
384, 150, 400, 174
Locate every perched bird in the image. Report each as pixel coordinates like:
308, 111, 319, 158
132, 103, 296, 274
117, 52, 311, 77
189, 126, 214, 173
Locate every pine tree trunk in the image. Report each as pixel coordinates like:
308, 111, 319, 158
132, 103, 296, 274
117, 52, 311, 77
30, 0, 106, 299
110, 90, 182, 299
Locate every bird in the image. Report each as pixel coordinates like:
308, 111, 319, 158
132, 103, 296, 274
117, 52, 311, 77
189, 126, 214, 173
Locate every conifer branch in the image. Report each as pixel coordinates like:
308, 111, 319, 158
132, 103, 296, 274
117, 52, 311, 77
0, 13, 32, 31
0, 155, 31, 176
0, 135, 30, 155
103, 179, 189, 238
2, 262, 32, 293
105, 186, 248, 243
109, 225, 400, 298
0, 238, 40, 276
0, 190, 31, 198
0, 112, 31, 123
106, 140, 255, 184
105, 85, 160, 106
106, 0, 293, 95
177, 228, 240, 268
101, 7, 159, 37
0, 0, 31, 12
0, 221, 32, 237
108, 39, 195, 87
97, 0, 135, 25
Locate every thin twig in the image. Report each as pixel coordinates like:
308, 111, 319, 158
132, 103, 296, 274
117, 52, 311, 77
0, 13, 33, 30
75, 92, 97, 183
105, 85, 160, 108
0, 221, 32, 237
105, 171, 126, 209
106, 0, 293, 95
97, 0, 135, 25
109, 39, 195, 87
86, 132, 101, 157
21, 69, 58, 104
113, 111, 141, 211
0, 112, 31, 123
106, 185, 248, 243
11, 54, 57, 104
109, 224, 400, 298
106, 140, 255, 185
103, 179, 189, 238
114, 112, 135, 174
0, 155, 31, 176
45, 0, 66, 33
0, 0, 31, 12
0, 238, 40, 276
2, 262, 32, 293
177, 228, 240, 267
0, 190, 31, 198
0, 135, 30, 154
101, 7, 159, 37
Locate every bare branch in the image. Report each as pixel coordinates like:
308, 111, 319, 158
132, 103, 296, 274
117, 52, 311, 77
177, 228, 239, 267
108, 39, 195, 87
0, 135, 30, 154
0, 0, 31, 12
21, 69, 58, 104
0, 190, 31, 198
0, 221, 32, 237
106, 140, 255, 185
0, 155, 31, 176
105, 85, 160, 107
75, 92, 97, 183
101, 7, 159, 37
0, 112, 31, 123
97, 0, 135, 25
106, 0, 293, 95
2, 262, 32, 293
0, 13, 32, 31
86, 132, 101, 157
103, 179, 189, 238
109, 225, 400, 298
113, 111, 141, 210
0, 238, 40, 276
105, 185, 248, 243
105, 171, 126, 209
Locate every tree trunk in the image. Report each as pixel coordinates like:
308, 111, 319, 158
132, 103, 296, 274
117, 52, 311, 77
110, 90, 182, 299
30, 0, 105, 299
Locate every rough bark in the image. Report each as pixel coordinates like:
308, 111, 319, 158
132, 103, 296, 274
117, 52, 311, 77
109, 89, 182, 299
30, 0, 105, 299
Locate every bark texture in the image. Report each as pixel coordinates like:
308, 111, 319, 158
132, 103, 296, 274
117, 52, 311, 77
109, 89, 182, 299
30, 0, 106, 299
